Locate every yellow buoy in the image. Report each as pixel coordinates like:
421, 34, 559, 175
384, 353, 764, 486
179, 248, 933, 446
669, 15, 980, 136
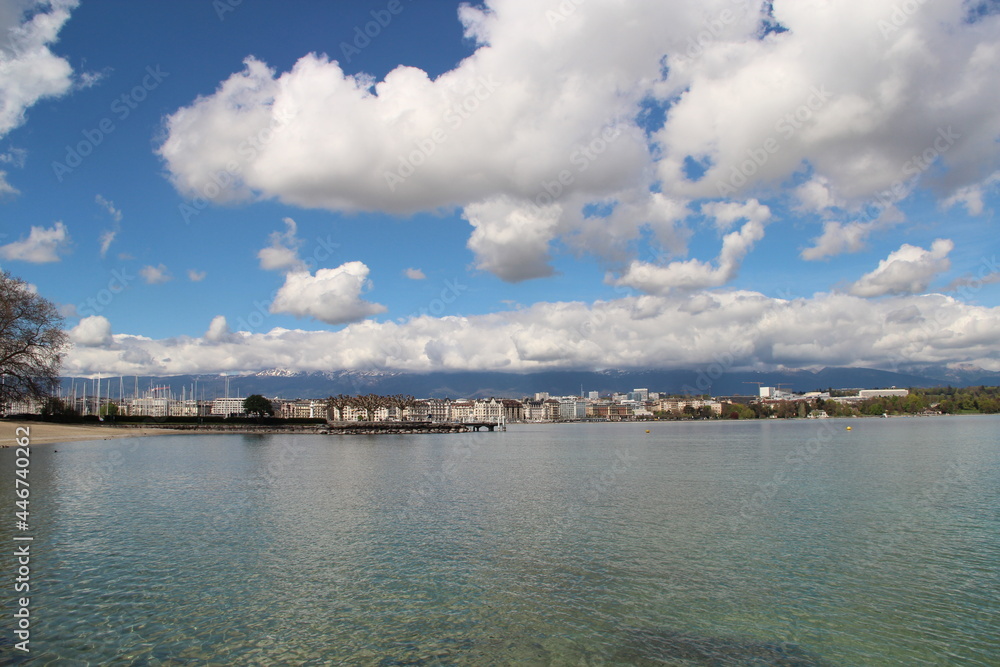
645, 429, 650, 433
846, 426, 852, 431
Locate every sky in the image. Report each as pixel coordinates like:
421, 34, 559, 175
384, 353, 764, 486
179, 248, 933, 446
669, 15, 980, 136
1, 0, 999, 379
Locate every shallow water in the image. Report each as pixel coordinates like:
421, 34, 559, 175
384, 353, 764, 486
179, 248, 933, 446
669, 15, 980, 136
2, 416, 998, 664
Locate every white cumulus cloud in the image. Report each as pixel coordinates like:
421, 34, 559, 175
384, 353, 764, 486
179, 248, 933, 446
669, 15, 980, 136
0, 0, 79, 139
850, 239, 954, 297
0, 221, 70, 262
270, 261, 387, 325
204, 315, 236, 343
258, 217, 306, 272
156, 0, 1000, 279
612, 200, 770, 294
70, 315, 112, 347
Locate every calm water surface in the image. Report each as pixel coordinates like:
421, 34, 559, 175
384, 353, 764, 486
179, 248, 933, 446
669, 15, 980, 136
2, 417, 998, 665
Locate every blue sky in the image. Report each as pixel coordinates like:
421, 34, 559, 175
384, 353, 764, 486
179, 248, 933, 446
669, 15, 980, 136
1, 0, 999, 377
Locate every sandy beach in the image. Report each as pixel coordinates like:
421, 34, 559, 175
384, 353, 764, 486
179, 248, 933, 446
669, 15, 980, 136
0, 421, 184, 446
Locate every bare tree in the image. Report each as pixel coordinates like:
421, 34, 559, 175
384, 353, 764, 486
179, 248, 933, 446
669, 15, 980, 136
352, 393, 387, 421
1, 271, 68, 410
386, 393, 417, 421
326, 393, 353, 421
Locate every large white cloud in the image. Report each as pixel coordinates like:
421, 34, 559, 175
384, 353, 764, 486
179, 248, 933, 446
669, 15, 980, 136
850, 239, 954, 297
61, 290, 1000, 376
269, 261, 387, 325
0, 0, 78, 139
156, 0, 1000, 281
657, 2, 1000, 207
154, 0, 738, 280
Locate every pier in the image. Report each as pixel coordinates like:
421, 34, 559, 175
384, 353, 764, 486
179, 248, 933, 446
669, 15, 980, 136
324, 421, 504, 435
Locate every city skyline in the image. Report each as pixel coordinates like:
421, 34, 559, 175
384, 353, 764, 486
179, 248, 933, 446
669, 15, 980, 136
1, 1, 998, 378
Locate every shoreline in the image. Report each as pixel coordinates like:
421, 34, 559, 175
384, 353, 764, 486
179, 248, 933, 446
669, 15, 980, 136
0, 412, 979, 446
0, 421, 189, 446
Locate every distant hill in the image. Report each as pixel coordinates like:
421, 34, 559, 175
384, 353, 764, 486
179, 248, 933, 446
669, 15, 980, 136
58, 366, 967, 401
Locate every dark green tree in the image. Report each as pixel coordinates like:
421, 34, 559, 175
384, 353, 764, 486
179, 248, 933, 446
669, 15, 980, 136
243, 394, 274, 418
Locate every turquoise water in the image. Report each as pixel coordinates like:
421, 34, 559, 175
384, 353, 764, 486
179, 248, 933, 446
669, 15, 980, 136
2, 417, 998, 665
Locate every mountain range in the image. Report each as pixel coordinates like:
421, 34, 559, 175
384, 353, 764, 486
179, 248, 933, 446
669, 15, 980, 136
60, 365, 1000, 401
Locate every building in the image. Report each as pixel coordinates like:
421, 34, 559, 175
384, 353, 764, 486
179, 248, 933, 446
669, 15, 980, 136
523, 400, 548, 422
279, 400, 327, 419
211, 397, 246, 417
420, 398, 451, 422
587, 402, 633, 420
501, 399, 524, 423
558, 399, 587, 420
451, 401, 475, 422
169, 399, 212, 417
129, 396, 172, 418
473, 398, 503, 423
859, 388, 909, 399
656, 397, 723, 416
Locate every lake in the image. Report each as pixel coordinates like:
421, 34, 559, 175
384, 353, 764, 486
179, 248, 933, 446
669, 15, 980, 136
2, 417, 998, 665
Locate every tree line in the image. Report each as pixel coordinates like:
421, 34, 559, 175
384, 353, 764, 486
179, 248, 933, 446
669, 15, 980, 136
325, 393, 419, 421
717, 386, 1000, 420
242, 394, 420, 420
